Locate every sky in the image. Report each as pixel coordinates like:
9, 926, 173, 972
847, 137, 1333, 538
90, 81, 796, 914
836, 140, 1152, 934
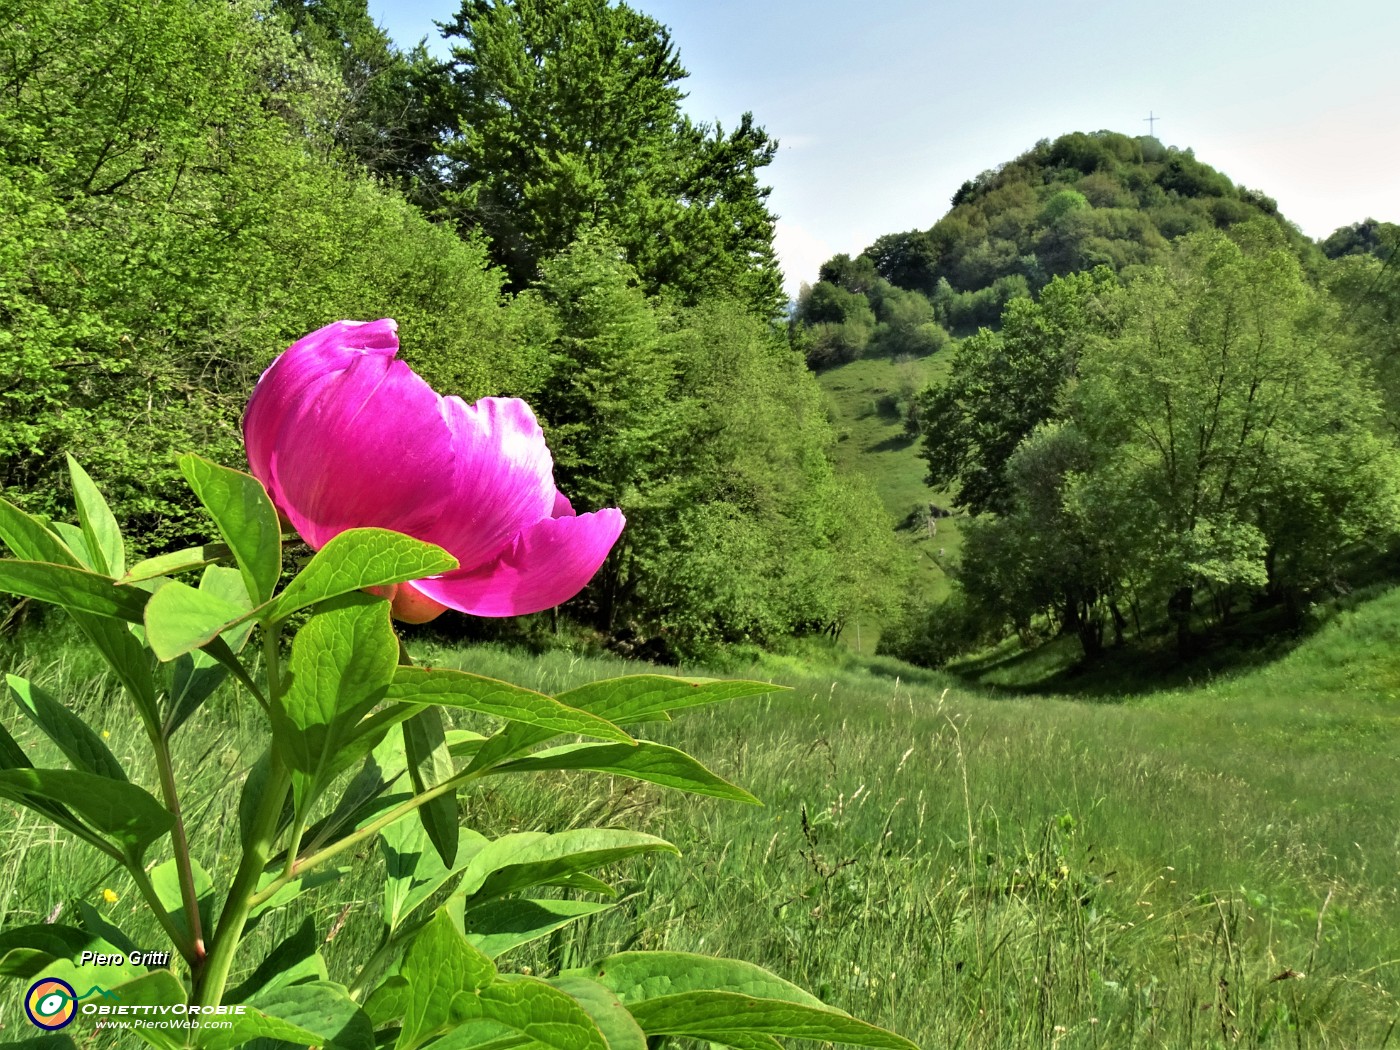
368, 0, 1400, 296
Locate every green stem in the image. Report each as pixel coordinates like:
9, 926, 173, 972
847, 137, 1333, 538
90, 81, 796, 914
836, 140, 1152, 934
127, 862, 197, 964
194, 624, 291, 1008
248, 764, 483, 912
148, 728, 206, 968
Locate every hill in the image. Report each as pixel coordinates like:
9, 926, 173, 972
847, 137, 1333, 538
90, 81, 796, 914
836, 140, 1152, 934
804, 131, 1398, 657
795, 130, 1310, 368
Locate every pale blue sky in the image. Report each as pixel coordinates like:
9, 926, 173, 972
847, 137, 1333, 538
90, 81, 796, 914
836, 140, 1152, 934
369, 0, 1400, 294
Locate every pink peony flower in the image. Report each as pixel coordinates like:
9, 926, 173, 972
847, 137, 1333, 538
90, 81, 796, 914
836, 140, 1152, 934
244, 319, 624, 621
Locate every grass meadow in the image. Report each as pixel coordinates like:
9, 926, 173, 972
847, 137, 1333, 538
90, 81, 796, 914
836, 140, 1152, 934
1, 583, 1398, 1048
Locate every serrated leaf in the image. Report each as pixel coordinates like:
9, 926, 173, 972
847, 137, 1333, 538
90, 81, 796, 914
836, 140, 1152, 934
403, 707, 459, 868
387, 667, 631, 744
624, 992, 917, 1049
457, 830, 677, 906
120, 540, 233, 585
273, 593, 398, 816
0, 768, 172, 862
67, 455, 124, 577
464, 898, 614, 960
0, 560, 148, 621
496, 740, 759, 804
548, 975, 647, 1050
5, 673, 127, 781
179, 454, 282, 605
143, 579, 251, 662
268, 529, 456, 623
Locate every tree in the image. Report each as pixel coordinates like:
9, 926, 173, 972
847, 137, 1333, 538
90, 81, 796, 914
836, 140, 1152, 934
1071, 225, 1400, 651
917, 267, 1124, 513
438, 0, 782, 314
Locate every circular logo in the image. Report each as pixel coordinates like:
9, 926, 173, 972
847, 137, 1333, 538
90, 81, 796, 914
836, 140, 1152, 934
25, 977, 77, 1030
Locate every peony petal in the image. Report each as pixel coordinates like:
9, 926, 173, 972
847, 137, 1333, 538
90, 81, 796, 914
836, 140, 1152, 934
411, 508, 625, 617
245, 320, 399, 496
260, 350, 458, 550
418, 396, 557, 572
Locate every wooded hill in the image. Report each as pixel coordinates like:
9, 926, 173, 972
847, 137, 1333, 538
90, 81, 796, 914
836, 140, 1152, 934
796, 131, 1400, 669
793, 130, 1317, 367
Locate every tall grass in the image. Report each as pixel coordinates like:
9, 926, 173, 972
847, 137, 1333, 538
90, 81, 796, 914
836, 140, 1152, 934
2, 586, 1399, 1047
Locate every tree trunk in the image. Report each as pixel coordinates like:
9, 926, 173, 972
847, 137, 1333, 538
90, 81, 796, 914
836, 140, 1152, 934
1168, 585, 1195, 659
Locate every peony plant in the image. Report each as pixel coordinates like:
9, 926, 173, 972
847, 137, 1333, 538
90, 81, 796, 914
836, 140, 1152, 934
0, 322, 917, 1049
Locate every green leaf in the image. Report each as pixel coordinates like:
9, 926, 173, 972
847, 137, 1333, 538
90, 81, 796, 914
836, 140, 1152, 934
465, 675, 772, 775
496, 740, 759, 804
382, 822, 486, 937
5, 673, 128, 781
0, 718, 30, 770
179, 454, 282, 605
557, 676, 782, 726
0, 560, 148, 621
0, 923, 138, 983
75, 902, 139, 956
273, 593, 398, 815
624, 992, 918, 1049
120, 540, 233, 585
150, 857, 214, 952
0, 498, 160, 734
268, 529, 456, 623
50, 522, 94, 569
67, 455, 124, 577
456, 830, 677, 906
201, 981, 374, 1050
445, 975, 610, 1050
548, 975, 647, 1050
403, 706, 459, 868
0, 768, 172, 862
226, 917, 327, 1003
71, 612, 161, 733
246, 866, 351, 930
0, 496, 79, 565
386, 909, 495, 1048
568, 952, 827, 1008
0, 1035, 79, 1048
387, 666, 632, 744
464, 898, 614, 960
143, 579, 251, 662
104, 970, 191, 1050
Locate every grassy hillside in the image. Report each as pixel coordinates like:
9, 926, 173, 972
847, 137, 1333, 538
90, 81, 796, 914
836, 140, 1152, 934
817, 350, 965, 634
4, 583, 1398, 1046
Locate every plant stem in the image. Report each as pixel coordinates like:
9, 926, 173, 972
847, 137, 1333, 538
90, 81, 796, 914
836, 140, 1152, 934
148, 727, 206, 969
127, 862, 197, 964
248, 765, 483, 912
194, 624, 291, 1008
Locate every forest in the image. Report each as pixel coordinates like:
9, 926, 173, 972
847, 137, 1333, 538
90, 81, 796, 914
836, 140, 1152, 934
3, 1, 1400, 1048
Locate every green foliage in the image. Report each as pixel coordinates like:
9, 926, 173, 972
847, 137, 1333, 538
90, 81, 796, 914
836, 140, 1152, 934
0, 0, 530, 550
0, 463, 913, 1049
438, 0, 783, 314
909, 224, 1400, 665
